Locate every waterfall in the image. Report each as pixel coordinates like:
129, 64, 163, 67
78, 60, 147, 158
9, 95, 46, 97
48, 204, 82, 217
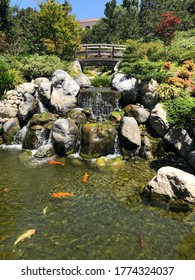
11, 122, 29, 145
35, 91, 48, 113
78, 87, 120, 120
113, 134, 121, 156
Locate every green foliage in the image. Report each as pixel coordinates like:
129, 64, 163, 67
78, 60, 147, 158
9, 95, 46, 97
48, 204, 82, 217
91, 76, 111, 87
120, 60, 170, 82
0, 59, 24, 98
163, 94, 195, 130
11, 54, 69, 80
156, 83, 184, 101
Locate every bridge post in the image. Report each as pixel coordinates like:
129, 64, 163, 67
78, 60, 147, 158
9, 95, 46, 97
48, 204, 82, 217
111, 46, 115, 60
98, 45, 101, 58
85, 46, 88, 59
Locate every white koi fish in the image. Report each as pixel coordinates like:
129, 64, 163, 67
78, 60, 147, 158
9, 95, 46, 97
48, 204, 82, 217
14, 229, 36, 246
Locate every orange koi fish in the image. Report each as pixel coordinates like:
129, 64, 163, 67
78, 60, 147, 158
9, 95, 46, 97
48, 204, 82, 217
82, 172, 89, 183
47, 159, 65, 166
139, 234, 144, 249
2, 186, 9, 193
51, 192, 74, 198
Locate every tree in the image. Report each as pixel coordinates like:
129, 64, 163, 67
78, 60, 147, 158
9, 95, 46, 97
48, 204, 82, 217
156, 11, 180, 56
35, 0, 81, 58
0, 0, 10, 31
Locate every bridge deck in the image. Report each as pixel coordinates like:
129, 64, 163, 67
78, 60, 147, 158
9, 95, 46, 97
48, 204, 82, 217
74, 44, 126, 66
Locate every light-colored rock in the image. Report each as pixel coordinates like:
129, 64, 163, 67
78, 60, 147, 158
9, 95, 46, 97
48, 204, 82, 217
52, 69, 80, 97
73, 73, 91, 88
52, 118, 78, 156
17, 82, 38, 95
0, 103, 18, 118
2, 117, 20, 144
18, 93, 38, 124
124, 104, 150, 124
164, 127, 193, 158
120, 116, 141, 158
33, 77, 50, 87
72, 61, 82, 73
147, 166, 195, 203
111, 73, 139, 104
38, 82, 51, 106
139, 79, 158, 110
150, 103, 170, 136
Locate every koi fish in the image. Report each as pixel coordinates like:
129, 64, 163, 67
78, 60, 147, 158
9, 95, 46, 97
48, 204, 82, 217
2, 187, 9, 192
51, 192, 74, 198
82, 172, 89, 183
47, 160, 65, 166
14, 229, 36, 246
139, 234, 144, 249
43, 206, 48, 216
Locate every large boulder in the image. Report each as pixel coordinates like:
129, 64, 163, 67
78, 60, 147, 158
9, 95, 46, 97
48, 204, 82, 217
50, 70, 80, 115
73, 73, 91, 88
80, 122, 117, 159
123, 104, 150, 124
23, 125, 50, 150
138, 79, 158, 110
111, 73, 139, 104
51, 69, 80, 97
164, 127, 193, 158
119, 116, 141, 159
146, 166, 195, 203
38, 82, 51, 107
52, 118, 78, 156
2, 117, 21, 144
18, 93, 38, 124
149, 103, 170, 137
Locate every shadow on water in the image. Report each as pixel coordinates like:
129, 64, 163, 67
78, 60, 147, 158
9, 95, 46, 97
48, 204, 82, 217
0, 148, 195, 260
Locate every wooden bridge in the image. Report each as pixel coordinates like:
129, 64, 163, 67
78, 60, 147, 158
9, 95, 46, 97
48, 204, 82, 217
74, 44, 126, 67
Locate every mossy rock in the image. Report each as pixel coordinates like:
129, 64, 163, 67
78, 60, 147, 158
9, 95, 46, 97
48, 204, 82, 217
30, 112, 56, 126
22, 126, 50, 150
80, 122, 117, 159
18, 150, 32, 162
110, 110, 124, 123
2, 117, 21, 145
34, 144, 55, 158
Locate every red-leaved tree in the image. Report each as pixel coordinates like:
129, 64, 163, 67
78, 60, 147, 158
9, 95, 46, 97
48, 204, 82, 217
156, 11, 180, 55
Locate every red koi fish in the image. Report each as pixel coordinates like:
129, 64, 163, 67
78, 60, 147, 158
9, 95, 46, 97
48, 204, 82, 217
82, 172, 89, 183
139, 234, 144, 249
51, 192, 74, 198
1, 186, 9, 192
47, 159, 65, 166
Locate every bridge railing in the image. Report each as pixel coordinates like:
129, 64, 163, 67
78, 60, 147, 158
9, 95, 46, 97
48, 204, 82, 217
74, 44, 126, 61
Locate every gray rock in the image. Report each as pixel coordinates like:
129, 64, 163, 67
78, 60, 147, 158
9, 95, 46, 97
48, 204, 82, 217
147, 166, 195, 203
52, 118, 78, 156
0, 103, 18, 118
164, 127, 193, 158
72, 61, 82, 73
111, 73, 139, 104
18, 93, 38, 124
124, 104, 150, 124
33, 77, 50, 87
139, 79, 158, 110
73, 73, 91, 88
2, 117, 21, 144
150, 103, 170, 137
52, 69, 80, 97
17, 82, 38, 95
38, 82, 52, 106
188, 151, 195, 170
34, 144, 54, 158
119, 116, 141, 158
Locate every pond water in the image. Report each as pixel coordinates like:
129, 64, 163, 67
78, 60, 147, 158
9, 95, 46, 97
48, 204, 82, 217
0, 147, 195, 260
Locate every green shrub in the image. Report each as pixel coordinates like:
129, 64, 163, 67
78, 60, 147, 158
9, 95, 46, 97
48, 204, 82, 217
120, 60, 170, 83
13, 54, 69, 80
156, 83, 183, 101
163, 94, 195, 130
91, 76, 111, 87
0, 60, 24, 98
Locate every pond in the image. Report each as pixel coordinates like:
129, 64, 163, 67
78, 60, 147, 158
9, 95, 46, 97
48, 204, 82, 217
0, 147, 195, 260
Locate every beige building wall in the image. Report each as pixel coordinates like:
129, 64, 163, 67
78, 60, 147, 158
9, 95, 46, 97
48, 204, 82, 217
78, 18, 101, 29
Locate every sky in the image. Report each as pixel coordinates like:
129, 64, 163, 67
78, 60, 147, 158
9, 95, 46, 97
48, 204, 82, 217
10, 0, 123, 20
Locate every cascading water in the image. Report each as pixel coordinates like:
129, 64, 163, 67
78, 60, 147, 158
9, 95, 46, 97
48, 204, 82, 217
35, 91, 48, 113
78, 87, 121, 120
